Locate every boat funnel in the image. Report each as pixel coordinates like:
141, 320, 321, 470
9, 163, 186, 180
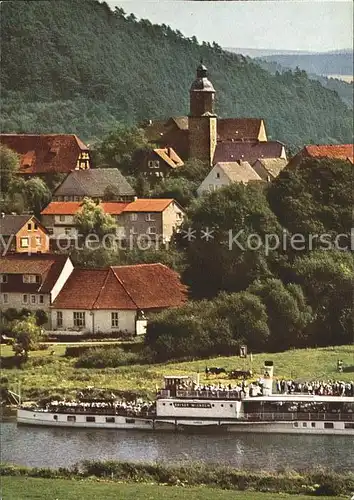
262, 361, 274, 396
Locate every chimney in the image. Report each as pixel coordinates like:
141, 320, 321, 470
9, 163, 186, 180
133, 196, 138, 201
1, 212, 5, 218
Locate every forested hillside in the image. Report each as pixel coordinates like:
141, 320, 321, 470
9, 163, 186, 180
1, 0, 352, 147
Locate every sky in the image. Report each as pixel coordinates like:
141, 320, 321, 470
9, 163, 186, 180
108, 1, 353, 53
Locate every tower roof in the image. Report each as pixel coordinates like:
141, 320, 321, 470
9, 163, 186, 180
190, 62, 215, 92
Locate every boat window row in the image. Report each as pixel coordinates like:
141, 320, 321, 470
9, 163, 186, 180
293, 422, 354, 429
55, 415, 137, 424
293, 422, 335, 428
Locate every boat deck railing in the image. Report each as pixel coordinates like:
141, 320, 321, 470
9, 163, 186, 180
20, 406, 156, 418
242, 412, 354, 422
173, 390, 243, 400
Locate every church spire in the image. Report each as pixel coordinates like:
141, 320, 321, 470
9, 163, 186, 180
188, 62, 217, 166
189, 61, 216, 116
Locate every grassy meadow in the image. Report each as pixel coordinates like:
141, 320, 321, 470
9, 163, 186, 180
0, 477, 343, 500
1, 343, 353, 400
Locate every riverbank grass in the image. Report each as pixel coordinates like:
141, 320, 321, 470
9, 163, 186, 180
0, 477, 344, 500
1, 344, 353, 400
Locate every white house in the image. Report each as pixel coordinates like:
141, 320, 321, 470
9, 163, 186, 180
197, 161, 262, 196
51, 263, 187, 336
0, 253, 74, 327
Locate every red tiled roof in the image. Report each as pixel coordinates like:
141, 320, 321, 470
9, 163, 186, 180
112, 264, 188, 309
0, 134, 89, 174
100, 202, 129, 215
0, 253, 70, 293
41, 201, 128, 216
122, 199, 174, 213
41, 199, 177, 216
305, 144, 353, 163
41, 202, 82, 215
53, 264, 187, 310
52, 269, 108, 309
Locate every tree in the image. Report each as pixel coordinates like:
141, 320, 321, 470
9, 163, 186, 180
74, 198, 117, 239
267, 158, 352, 239
93, 125, 153, 176
214, 291, 270, 351
11, 314, 42, 360
183, 182, 283, 298
0, 145, 20, 193
292, 250, 354, 346
172, 158, 210, 184
151, 177, 197, 207
23, 177, 52, 217
248, 278, 313, 350
145, 290, 270, 362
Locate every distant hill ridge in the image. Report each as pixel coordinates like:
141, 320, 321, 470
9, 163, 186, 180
0, 0, 352, 147
227, 48, 353, 76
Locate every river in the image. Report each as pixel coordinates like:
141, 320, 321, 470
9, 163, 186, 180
1, 420, 353, 471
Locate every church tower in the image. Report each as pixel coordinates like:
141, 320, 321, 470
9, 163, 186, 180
188, 62, 217, 166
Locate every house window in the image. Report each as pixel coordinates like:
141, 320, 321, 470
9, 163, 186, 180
324, 422, 334, 429
130, 213, 138, 221
23, 275, 39, 283
73, 311, 85, 328
64, 228, 71, 235
36, 237, 41, 245
20, 237, 29, 248
86, 416, 96, 423
31, 295, 36, 304
27, 223, 32, 231
145, 213, 155, 222
106, 417, 115, 423
0, 274, 8, 283
111, 312, 119, 328
39, 295, 44, 304
147, 227, 156, 235
57, 311, 63, 328
34, 223, 38, 230
130, 226, 137, 235
67, 415, 76, 422
208, 184, 214, 192
311, 422, 316, 428
216, 172, 220, 179
23, 294, 28, 304
59, 215, 66, 222
148, 160, 159, 169
3, 294, 8, 304
64, 196, 69, 202
176, 213, 182, 220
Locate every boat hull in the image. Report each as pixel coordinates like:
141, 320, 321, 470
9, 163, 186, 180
17, 409, 354, 435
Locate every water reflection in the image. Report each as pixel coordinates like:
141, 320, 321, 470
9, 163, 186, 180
1, 422, 353, 471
